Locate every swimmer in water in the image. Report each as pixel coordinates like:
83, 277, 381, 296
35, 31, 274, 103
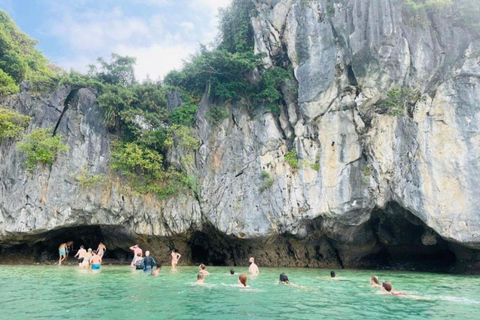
330, 271, 340, 280
370, 276, 380, 287
97, 242, 106, 261
196, 273, 205, 284
230, 269, 235, 275
143, 251, 157, 273
199, 264, 210, 275
279, 273, 290, 284
151, 266, 161, 276
381, 281, 406, 296
248, 257, 259, 276
171, 249, 181, 268
238, 274, 248, 287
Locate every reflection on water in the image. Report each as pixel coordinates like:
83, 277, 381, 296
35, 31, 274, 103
0, 266, 479, 319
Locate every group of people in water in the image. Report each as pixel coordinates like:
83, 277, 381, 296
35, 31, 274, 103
57, 242, 404, 295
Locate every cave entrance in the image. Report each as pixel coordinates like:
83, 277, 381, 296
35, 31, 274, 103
361, 202, 457, 272
0, 225, 134, 263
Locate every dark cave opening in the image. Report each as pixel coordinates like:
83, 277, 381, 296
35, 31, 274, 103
359, 202, 457, 271
0, 225, 134, 263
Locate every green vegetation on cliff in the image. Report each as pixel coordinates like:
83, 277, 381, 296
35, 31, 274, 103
0, 11, 57, 95
0, 107, 31, 141
164, 0, 292, 118
18, 127, 68, 172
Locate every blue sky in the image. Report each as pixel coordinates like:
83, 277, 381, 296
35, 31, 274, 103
0, 0, 231, 80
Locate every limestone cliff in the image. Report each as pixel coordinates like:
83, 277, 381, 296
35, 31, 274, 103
1, 0, 480, 272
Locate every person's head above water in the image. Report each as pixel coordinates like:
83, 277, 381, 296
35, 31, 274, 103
330, 271, 336, 278
137, 252, 142, 257
279, 272, 289, 283
230, 269, 235, 275
382, 281, 392, 292
239, 274, 248, 287
199, 263, 206, 270
145, 251, 150, 257
370, 276, 379, 285
197, 273, 205, 281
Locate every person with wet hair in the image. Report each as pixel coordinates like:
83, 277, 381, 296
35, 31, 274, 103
196, 273, 205, 284
230, 269, 235, 275
330, 271, 338, 279
279, 273, 290, 284
370, 276, 380, 287
381, 281, 406, 296
238, 274, 248, 287
199, 263, 210, 275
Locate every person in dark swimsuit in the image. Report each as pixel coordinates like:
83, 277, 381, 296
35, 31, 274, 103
142, 251, 157, 272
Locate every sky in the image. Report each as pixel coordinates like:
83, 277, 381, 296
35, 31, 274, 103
0, 0, 232, 80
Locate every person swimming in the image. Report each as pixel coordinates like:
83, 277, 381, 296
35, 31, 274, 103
381, 281, 406, 296
151, 266, 161, 276
279, 273, 290, 284
230, 269, 235, 275
330, 271, 340, 280
199, 264, 210, 275
196, 273, 205, 284
370, 276, 380, 287
238, 274, 248, 287
248, 257, 259, 275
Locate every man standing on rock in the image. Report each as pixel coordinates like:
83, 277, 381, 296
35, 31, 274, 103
129, 244, 143, 266
58, 243, 67, 265
248, 257, 259, 275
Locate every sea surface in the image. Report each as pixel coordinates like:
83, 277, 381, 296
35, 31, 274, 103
0, 265, 479, 319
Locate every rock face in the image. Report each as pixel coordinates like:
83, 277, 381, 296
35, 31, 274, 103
1, 0, 480, 272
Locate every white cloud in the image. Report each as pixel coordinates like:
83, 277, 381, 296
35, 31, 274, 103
115, 43, 193, 80
180, 21, 195, 30
41, 0, 233, 80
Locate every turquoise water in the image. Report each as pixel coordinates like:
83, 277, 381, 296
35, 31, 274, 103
0, 266, 479, 319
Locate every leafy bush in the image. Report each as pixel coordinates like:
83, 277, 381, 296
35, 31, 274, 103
0, 69, 19, 95
206, 104, 229, 125
18, 127, 68, 171
88, 53, 136, 86
259, 171, 274, 193
0, 11, 57, 95
72, 169, 107, 188
310, 163, 320, 171
170, 103, 197, 126
163, 0, 291, 112
285, 150, 299, 169
0, 107, 30, 141
378, 87, 418, 116
110, 141, 195, 198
